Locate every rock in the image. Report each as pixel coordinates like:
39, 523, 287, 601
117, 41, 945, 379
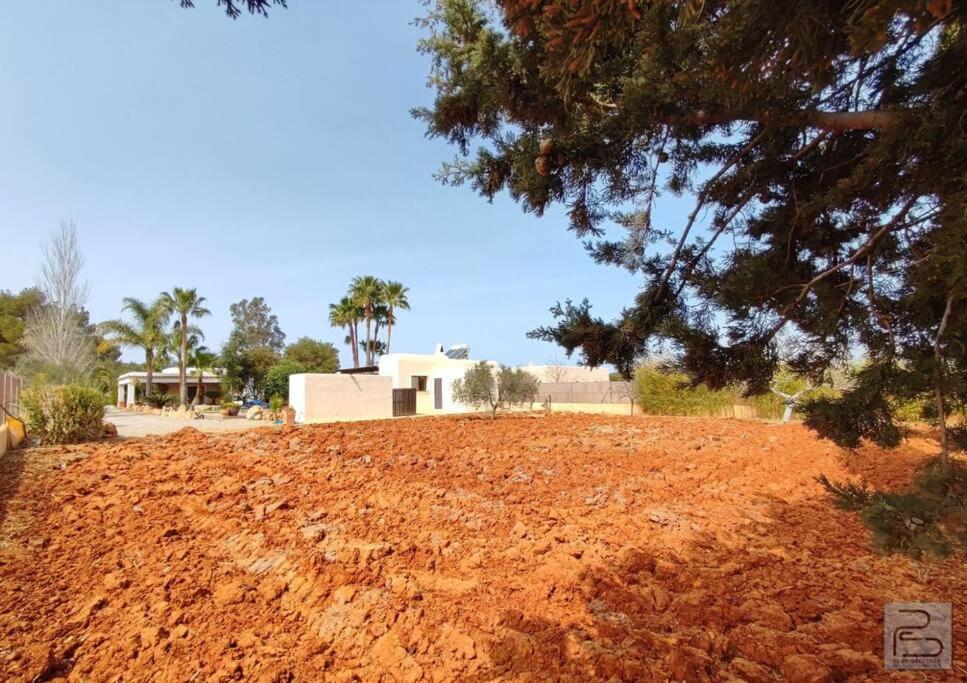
818, 648, 877, 676
331, 585, 357, 605
742, 600, 794, 631
780, 654, 832, 683
729, 657, 773, 683
440, 625, 475, 659
618, 546, 655, 577
102, 422, 118, 437
300, 524, 328, 542
103, 572, 130, 591
245, 406, 263, 420
139, 625, 167, 647
213, 580, 246, 606
370, 631, 407, 665
71, 594, 108, 627
666, 646, 714, 681
171, 624, 189, 639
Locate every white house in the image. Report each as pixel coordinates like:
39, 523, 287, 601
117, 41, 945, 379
377, 343, 496, 413
117, 366, 223, 407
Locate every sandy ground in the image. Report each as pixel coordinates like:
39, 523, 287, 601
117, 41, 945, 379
0, 413, 964, 681
105, 407, 276, 438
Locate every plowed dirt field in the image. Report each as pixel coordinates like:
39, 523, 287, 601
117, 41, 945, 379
0, 413, 964, 681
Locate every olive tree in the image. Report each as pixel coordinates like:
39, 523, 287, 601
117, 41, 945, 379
452, 361, 539, 419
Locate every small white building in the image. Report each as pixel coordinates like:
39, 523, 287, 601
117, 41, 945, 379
378, 343, 498, 414
117, 366, 224, 407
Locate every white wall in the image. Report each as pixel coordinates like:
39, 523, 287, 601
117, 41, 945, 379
515, 364, 610, 383
289, 374, 393, 423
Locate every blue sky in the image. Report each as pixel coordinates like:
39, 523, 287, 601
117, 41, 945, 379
0, 2, 669, 368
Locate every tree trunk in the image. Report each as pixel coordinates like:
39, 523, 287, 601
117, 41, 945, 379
196, 372, 204, 405
179, 313, 188, 406
145, 351, 154, 398
933, 294, 956, 469
365, 309, 373, 366
350, 322, 359, 368
387, 307, 394, 355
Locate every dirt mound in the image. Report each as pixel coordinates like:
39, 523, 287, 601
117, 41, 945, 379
0, 414, 964, 680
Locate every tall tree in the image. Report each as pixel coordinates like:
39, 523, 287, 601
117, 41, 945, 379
221, 297, 285, 399
381, 280, 410, 355
283, 337, 340, 373
227, 297, 285, 352
349, 275, 383, 366
329, 296, 362, 368
189, 345, 219, 405
101, 297, 171, 398
416, 0, 966, 465
160, 288, 210, 406
0, 288, 44, 369
22, 221, 96, 382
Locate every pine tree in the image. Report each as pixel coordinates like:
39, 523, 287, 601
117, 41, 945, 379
415, 0, 966, 464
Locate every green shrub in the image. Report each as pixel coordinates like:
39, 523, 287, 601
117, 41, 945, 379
144, 389, 177, 409
634, 366, 734, 416
269, 395, 285, 413
21, 384, 106, 445
263, 360, 307, 402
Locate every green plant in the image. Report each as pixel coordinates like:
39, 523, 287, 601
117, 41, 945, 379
817, 460, 967, 558
452, 362, 539, 419
263, 360, 307, 402
159, 287, 210, 407
21, 384, 106, 445
283, 337, 340, 373
269, 395, 285, 413
144, 389, 177, 409
634, 365, 734, 417
101, 296, 170, 398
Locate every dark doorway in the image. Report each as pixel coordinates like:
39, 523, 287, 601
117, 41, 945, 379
434, 378, 443, 409
392, 389, 417, 417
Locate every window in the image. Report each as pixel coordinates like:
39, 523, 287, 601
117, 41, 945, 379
411, 375, 428, 391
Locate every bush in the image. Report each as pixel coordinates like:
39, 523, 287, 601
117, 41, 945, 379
634, 366, 734, 416
269, 395, 285, 413
263, 360, 307, 402
634, 364, 841, 420
144, 389, 177, 409
21, 384, 106, 445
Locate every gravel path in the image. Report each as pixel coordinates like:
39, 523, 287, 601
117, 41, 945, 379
104, 407, 276, 438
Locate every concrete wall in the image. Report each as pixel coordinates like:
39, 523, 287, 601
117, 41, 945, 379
516, 365, 610, 383
289, 373, 393, 423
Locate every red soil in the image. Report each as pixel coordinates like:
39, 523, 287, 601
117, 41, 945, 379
0, 413, 963, 681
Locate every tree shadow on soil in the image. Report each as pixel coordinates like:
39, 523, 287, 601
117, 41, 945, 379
467, 439, 966, 680
0, 447, 28, 528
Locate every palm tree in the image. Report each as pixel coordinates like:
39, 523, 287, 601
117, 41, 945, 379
189, 345, 219, 405
349, 275, 382, 366
329, 297, 361, 368
381, 280, 409, 355
159, 287, 211, 406
100, 297, 170, 399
